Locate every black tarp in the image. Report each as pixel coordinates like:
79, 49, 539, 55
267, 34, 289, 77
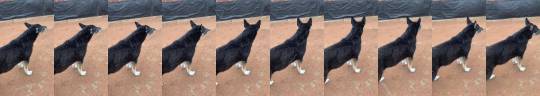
215, 0, 270, 21
487, 0, 540, 20
0, 0, 53, 20
270, 0, 323, 21
54, 0, 108, 21
162, 0, 215, 21
324, 0, 377, 21
432, 0, 485, 20
108, 0, 161, 21
377, 0, 431, 20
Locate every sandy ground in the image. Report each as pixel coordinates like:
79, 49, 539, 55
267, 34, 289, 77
161, 16, 216, 96
485, 17, 540, 96
0, 16, 55, 96
215, 16, 271, 96
269, 16, 324, 96
52, 16, 109, 96
431, 17, 487, 96
106, 16, 162, 96
377, 16, 432, 96
323, 16, 378, 95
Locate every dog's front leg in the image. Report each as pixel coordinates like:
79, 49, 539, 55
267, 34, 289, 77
347, 58, 361, 73
17, 61, 32, 76
457, 57, 471, 72
512, 57, 526, 72
292, 60, 306, 75
235, 61, 251, 75
180, 61, 195, 76
400, 57, 415, 72
72, 61, 87, 76
126, 61, 141, 76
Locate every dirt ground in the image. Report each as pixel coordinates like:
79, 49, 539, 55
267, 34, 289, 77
377, 16, 432, 96
0, 16, 55, 96
431, 17, 487, 96
215, 16, 270, 96
52, 16, 109, 96
323, 16, 378, 96
485, 17, 540, 96
161, 16, 216, 96
269, 16, 324, 96
106, 16, 162, 96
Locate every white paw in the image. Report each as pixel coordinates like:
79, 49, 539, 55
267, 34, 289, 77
464, 67, 471, 72
243, 70, 251, 76
519, 67, 526, 72
434, 75, 440, 81
132, 71, 141, 77
353, 68, 361, 73
298, 69, 306, 75
379, 77, 385, 82
409, 68, 416, 73
187, 71, 196, 76
325, 79, 330, 84
269, 80, 274, 85
216, 82, 219, 85
489, 74, 495, 80
79, 71, 87, 76
24, 70, 32, 76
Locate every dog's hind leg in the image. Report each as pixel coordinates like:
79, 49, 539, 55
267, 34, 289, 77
458, 57, 471, 72
292, 60, 306, 75
235, 61, 251, 75
126, 61, 141, 76
400, 57, 416, 72
347, 59, 361, 73
180, 61, 195, 76
512, 57, 526, 72
17, 61, 32, 76
72, 61, 87, 76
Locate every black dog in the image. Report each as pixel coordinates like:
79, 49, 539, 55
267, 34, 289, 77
0, 23, 47, 75
108, 22, 155, 76
162, 20, 210, 76
216, 19, 261, 76
324, 17, 365, 84
54, 23, 101, 76
270, 18, 312, 85
486, 18, 539, 80
432, 17, 484, 80
378, 17, 421, 82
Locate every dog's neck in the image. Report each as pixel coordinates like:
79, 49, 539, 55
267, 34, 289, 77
181, 26, 204, 43
343, 25, 364, 41
10, 28, 40, 46
123, 28, 149, 47
71, 28, 95, 44
234, 28, 259, 45
509, 25, 535, 42
399, 25, 420, 40
454, 24, 478, 42
290, 27, 310, 43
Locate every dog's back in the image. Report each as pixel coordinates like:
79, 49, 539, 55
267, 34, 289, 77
270, 18, 312, 75
216, 20, 261, 74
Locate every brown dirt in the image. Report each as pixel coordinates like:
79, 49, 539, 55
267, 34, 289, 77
0, 16, 55, 96
485, 17, 540, 96
106, 16, 163, 96
431, 17, 487, 96
161, 16, 217, 96
52, 16, 109, 96
323, 16, 378, 95
377, 16, 432, 96
215, 16, 271, 96
269, 16, 324, 96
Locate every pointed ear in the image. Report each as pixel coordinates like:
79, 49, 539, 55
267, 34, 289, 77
361, 16, 366, 25
24, 22, 31, 28
79, 23, 86, 28
297, 17, 302, 27
417, 18, 421, 23
406, 17, 413, 24
525, 18, 531, 25
254, 20, 261, 27
244, 19, 250, 28
135, 22, 142, 28
190, 20, 197, 27
351, 17, 357, 25
307, 18, 312, 24
467, 17, 472, 24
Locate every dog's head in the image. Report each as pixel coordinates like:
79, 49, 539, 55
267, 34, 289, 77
24, 22, 47, 33
297, 17, 312, 30
351, 16, 366, 27
135, 22, 155, 35
190, 20, 210, 36
79, 23, 102, 34
406, 17, 421, 28
243, 19, 261, 31
466, 17, 484, 33
525, 18, 540, 35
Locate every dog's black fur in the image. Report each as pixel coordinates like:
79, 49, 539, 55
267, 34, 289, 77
162, 20, 210, 74
486, 18, 539, 79
216, 19, 261, 75
0, 23, 47, 74
54, 23, 101, 74
378, 17, 421, 81
108, 22, 155, 74
324, 17, 365, 81
270, 18, 312, 78
432, 17, 483, 80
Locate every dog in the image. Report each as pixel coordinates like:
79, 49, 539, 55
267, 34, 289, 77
108, 22, 155, 76
162, 20, 210, 76
216, 19, 261, 76
270, 18, 312, 85
0, 23, 47, 75
486, 18, 539, 80
324, 17, 365, 84
378, 17, 421, 82
54, 23, 101, 76
432, 17, 484, 80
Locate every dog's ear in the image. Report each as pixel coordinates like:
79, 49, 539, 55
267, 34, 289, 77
416, 18, 421, 23
24, 22, 31, 28
307, 18, 312, 25
244, 19, 250, 28
406, 17, 413, 24
467, 17, 472, 24
190, 20, 197, 28
360, 16, 366, 25
297, 17, 302, 27
135, 22, 142, 28
254, 20, 261, 27
79, 23, 86, 28
351, 17, 357, 25
525, 18, 532, 25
